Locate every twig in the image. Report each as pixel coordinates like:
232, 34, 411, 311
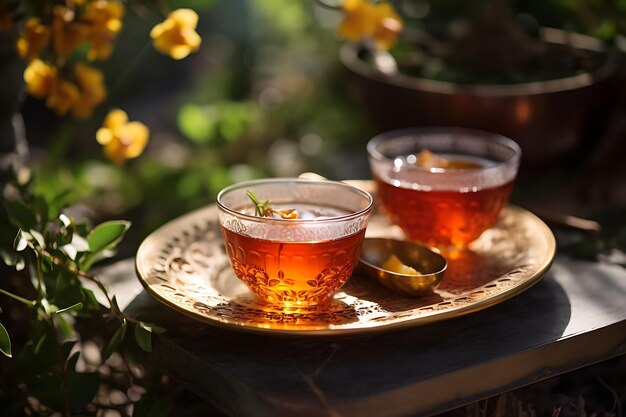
0, 287, 36, 307
38, 248, 141, 325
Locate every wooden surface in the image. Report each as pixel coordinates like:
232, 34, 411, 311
102, 255, 626, 417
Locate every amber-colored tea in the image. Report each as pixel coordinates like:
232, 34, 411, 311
221, 205, 365, 306
375, 154, 513, 248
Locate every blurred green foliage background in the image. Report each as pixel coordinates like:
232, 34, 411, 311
17, 0, 626, 252
22, 0, 375, 251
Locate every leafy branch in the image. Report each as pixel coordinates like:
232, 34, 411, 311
0, 166, 164, 416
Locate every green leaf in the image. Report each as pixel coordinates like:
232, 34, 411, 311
4, 200, 37, 230
103, 319, 126, 360
178, 103, 216, 144
68, 371, 99, 412
29, 229, 45, 248
27, 330, 59, 373
0, 249, 25, 271
82, 221, 131, 269
0, 323, 11, 357
81, 288, 101, 310
66, 351, 80, 373
70, 234, 90, 252
61, 340, 76, 360
140, 322, 166, 335
55, 314, 73, 338
62, 244, 78, 260
49, 191, 74, 219
55, 302, 83, 314
54, 272, 84, 312
134, 322, 152, 353
48, 190, 72, 219
14, 230, 28, 252
151, 325, 166, 334
60, 232, 89, 260
110, 295, 121, 312
42, 299, 58, 315
59, 213, 71, 227
87, 220, 131, 253
41, 253, 53, 273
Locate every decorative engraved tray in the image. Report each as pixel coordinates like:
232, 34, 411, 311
136, 182, 556, 336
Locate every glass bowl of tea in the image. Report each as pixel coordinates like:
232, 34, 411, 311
367, 127, 522, 249
217, 178, 374, 306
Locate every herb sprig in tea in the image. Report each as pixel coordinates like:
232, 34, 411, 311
246, 190, 299, 219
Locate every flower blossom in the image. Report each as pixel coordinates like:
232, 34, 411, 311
338, 0, 403, 50
47, 79, 81, 116
72, 63, 107, 119
150, 8, 201, 60
17, 18, 50, 61
96, 109, 149, 164
84, 0, 125, 60
24, 59, 107, 117
24, 59, 58, 99
52, 5, 88, 57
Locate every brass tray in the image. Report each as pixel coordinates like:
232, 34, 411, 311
136, 185, 556, 336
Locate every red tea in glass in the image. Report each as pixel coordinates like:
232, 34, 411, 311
375, 155, 514, 247
221, 205, 366, 305
217, 180, 373, 306
368, 129, 521, 249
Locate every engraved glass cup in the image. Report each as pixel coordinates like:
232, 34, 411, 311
217, 179, 373, 306
368, 127, 521, 249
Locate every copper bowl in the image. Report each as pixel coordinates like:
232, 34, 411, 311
341, 28, 617, 166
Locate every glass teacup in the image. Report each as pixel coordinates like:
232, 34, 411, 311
367, 127, 521, 249
217, 178, 373, 306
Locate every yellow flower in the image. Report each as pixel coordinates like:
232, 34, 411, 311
371, 3, 403, 49
339, 0, 374, 41
17, 18, 50, 61
84, 0, 124, 26
338, 0, 403, 49
84, 0, 125, 60
96, 109, 149, 164
24, 59, 58, 99
47, 79, 81, 116
150, 8, 201, 60
52, 5, 88, 57
72, 63, 107, 119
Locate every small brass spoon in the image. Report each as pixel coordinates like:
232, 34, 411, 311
359, 238, 447, 296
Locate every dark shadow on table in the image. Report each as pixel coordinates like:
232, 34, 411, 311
124, 269, 571, 417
